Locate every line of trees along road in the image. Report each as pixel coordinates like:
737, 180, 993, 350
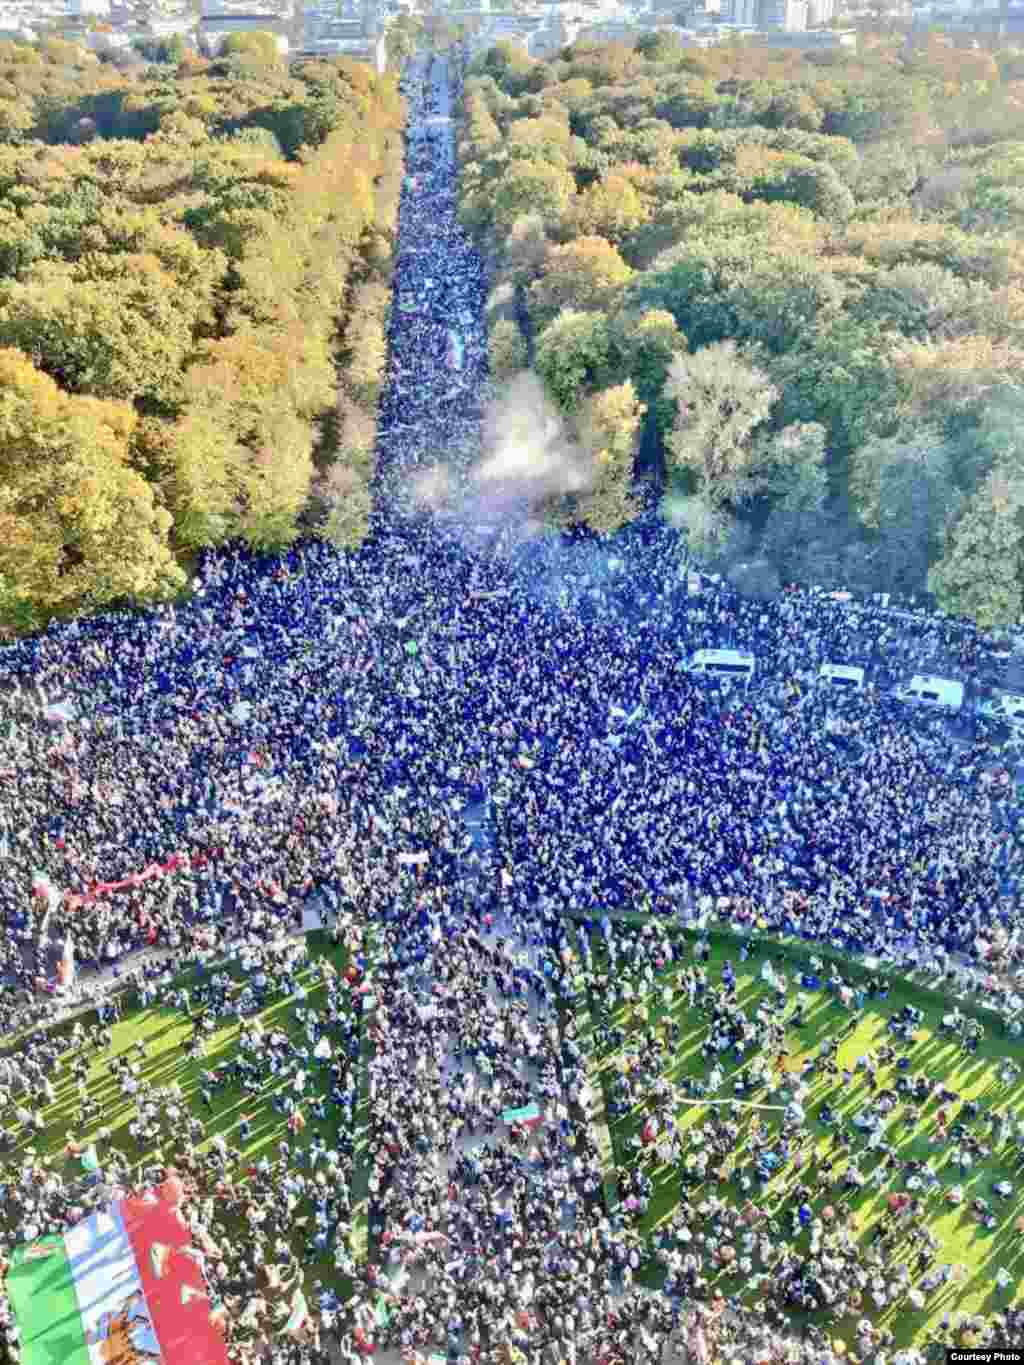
0, 41, 405, 631
458, 32, 1024, 626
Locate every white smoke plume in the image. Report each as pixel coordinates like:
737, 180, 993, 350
463, 372, 592, 532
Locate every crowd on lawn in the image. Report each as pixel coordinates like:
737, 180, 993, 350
590, 920, 1024, 1353
2, 48, 1024, 1365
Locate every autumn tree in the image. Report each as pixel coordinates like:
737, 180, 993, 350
892, 336, 1024, 425
663, 342, 778, 507
385, 14, 423, 69
662, 491, 739, 562
489, 318, 529, 380
0, 261, 194, 406
220, 32, 282, 66
0, 347, 183, 619
502, 212, 548, 286
535, 309, 612, 412
929, 470, 1024, 628
528, 236, 632, 332
572, 381, 644, 534
849, 429, 960, 595
318, 461, 373, 549
490, 160, 576, 234
507, 113, 573, 166
769, 318, 906, 461
456, 30, 1024, 609
137, 408, 243, 551
609, 307, 686, 443
851, 262, 1005, 342
758, 421, 829, 578
570, 171, 648, 244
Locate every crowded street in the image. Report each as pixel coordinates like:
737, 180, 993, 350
0, 50, 1023, 1365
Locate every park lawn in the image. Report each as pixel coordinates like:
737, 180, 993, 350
1, 933, 371, 1298
581, 933, 1024, 1352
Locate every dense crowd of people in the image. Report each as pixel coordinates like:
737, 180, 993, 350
0, 48, 1023, 1365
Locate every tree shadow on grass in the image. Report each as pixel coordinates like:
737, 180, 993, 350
4, 938, 372, 1306
578, 926, 1024, 1352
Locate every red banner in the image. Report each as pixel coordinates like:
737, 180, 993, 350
64, 850, 222, 910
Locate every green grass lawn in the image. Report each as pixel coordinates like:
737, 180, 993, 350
578, 929, 1024, 1350
0, 932, 370, 1299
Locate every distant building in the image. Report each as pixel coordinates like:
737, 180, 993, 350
300, 21, 387, 68
805, 0, 834, 21
904, 0, 1024, 27
970, 0, 1024, 32
760, 0, 808, 28
143, 13, 196, 35
308, 17, 366, 40
718, 0, 759, 21
464, 8, 549, 53
528, 12, 581, 54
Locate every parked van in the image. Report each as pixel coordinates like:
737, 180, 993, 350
818, 663, 865, 693
895, 675, 964, 712
685, 648, 756, 683
978, 691, 1024, 731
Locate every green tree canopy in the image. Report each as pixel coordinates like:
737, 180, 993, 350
663, 341, 778, 507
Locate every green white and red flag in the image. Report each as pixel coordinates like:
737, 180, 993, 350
6, 1195, 229, 1365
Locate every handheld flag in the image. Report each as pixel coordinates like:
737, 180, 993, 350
446, 330, 465, 370
500, 1102, 542, 1130
58, 935, 76, 990
31, 871, 60, 913
284, 1287, 309, 1336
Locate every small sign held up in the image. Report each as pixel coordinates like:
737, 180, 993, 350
397, 850, 429, 867
301, 905, 323, 933
43, 699, 76, 724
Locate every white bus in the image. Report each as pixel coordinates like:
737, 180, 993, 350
818, 663, 866, 693
978, 691, 1024, 732
684, 648, 756, 684
895, 675, 964, 712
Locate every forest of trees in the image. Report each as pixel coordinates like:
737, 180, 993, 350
0, 38, 405, 630
458, 32, 1024, 625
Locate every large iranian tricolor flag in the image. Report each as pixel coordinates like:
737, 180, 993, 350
6, 1195, 229, 1365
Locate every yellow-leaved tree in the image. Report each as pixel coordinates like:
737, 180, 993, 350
572, 381, 644, 535
528, 236, 633, 333
178, 332, 319, 550
0, 261, 194, 407
0, 348, 183, 622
